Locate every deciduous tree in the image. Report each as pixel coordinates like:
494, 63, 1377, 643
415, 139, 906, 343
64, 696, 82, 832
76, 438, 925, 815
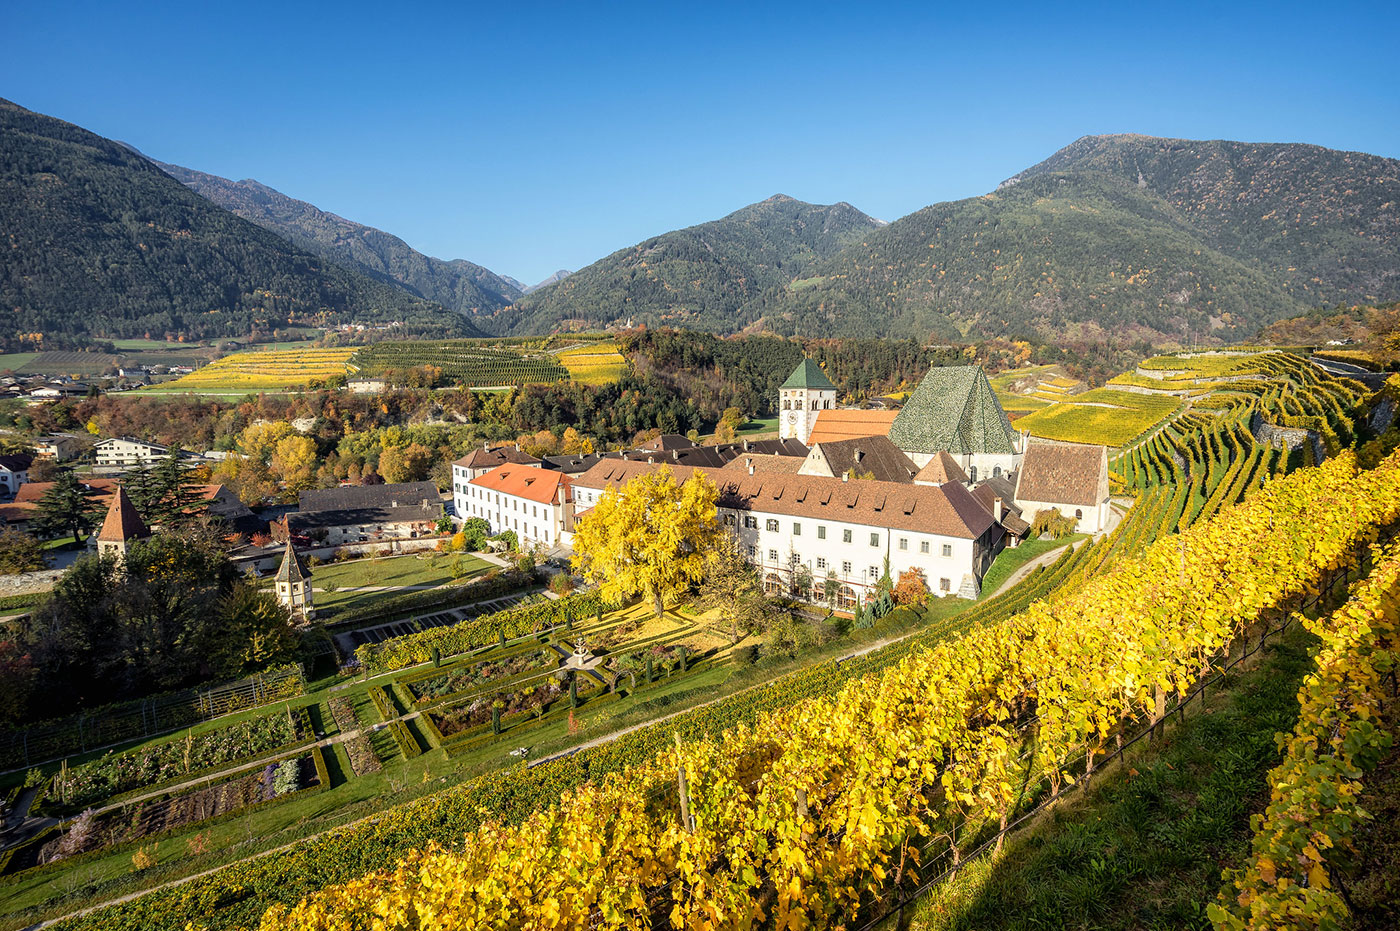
572, 468, 720, 618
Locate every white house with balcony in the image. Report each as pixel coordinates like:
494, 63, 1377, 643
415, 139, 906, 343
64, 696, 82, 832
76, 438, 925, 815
461, 465, 573, 550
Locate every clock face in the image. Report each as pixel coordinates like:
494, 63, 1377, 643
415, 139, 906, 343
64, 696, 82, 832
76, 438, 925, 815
786, 411, 797, 423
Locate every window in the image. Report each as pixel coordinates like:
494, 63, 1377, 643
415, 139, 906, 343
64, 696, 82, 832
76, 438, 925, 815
766, 519, 779, 532
842, 561, 852, 575
920, 541, 930, 554
768, 549, 779, 563
817, 525, 826, 540
792, 522, 801, 536
744, 515, 758, 529
868, 565, 880, 579
870, 533, 880, 547
723, 514, 736, 526
747, 544, 757, 558
792, 552, 801, 564
898, 537, 908, 551
993, 465, 1002, 478
1075, 508, 1083, 520
842, 529, 853, 544
782, 399, 790, 410
816, 557, 827, 569
941, 544, 952, 557
940, 577, 951, 592
969, 466, 978, 483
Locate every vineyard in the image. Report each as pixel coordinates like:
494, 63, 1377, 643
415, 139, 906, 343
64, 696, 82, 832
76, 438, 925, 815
154, 348, 356, 392
1012, 386, 1182, 446
350, 341, 566, 386
250, 449, 1400, 931
555, 341, 629, 385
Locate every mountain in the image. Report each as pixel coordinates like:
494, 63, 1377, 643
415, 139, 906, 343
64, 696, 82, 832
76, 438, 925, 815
750, 135, 1400, 343
154, 161, 522, 318
0, 98, 479, 341
494, 195, 883, 334
524, 269, 572, 294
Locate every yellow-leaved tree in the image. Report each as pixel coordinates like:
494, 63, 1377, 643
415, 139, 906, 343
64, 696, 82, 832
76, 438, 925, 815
572, 468, 721, 617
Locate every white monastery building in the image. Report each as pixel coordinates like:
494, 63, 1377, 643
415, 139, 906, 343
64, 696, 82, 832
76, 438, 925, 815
460, 465, 573, 550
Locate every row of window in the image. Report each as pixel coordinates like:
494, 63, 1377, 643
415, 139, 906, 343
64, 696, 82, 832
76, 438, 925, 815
732, 514, 953, 557
780, 398, 833, 411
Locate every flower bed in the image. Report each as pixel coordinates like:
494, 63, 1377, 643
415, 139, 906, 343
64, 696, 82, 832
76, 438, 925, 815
55, 707, 311, 809
403, 649, 557, 704
327, 697, 380, 777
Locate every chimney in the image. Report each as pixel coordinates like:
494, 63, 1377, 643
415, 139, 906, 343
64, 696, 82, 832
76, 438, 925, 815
842, 471, 849, 482
672, 450, 680, 460
854, 448, 864, 463
747, 458, 755, 475
994, 497, 1003, 522
743, 439, 751, 451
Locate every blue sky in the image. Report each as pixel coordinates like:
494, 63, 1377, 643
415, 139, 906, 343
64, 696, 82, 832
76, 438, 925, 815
4, 0, 1398, 284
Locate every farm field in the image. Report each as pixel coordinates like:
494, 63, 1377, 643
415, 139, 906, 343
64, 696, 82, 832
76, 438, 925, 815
0, 353, 39, 372
152, 348, 356, 392
5, 351, 120, 376
1137, 351, 1268, 378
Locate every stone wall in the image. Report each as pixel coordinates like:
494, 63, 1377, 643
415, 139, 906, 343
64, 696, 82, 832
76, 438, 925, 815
1249, 411, 1326, 463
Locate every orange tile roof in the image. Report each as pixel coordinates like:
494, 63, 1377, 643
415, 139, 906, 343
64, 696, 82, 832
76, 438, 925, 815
805, 410, 898, 445
470, 465, 571, 505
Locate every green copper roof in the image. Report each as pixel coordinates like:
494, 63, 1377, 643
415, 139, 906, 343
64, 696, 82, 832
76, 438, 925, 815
887, 365, 1018, 455
780, 358, 836, 390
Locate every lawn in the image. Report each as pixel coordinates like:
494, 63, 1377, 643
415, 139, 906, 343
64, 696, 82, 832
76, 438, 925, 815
978, 534, 1086, 597
302, 553, 492, 611
906, 627, 1314, 931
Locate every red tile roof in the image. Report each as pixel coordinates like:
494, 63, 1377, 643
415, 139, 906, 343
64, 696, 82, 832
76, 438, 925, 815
97, 486, 150, 544
914, 451, 969, 486
805, 410, 898, 445
470, 465, 571, 505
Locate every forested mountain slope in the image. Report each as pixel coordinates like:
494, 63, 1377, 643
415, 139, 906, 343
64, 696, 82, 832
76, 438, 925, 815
156, 161, 522, 319
0, 98, 478, 341
495, 194, 883, 334
750, 135, 1400, 343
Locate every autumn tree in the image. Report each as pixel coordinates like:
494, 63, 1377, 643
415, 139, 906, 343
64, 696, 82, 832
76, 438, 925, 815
271, 435, 318, 494
572, 468, 720, 618
892, 568, 930, 605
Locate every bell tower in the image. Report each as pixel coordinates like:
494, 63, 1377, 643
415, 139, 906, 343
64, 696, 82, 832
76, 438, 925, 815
778, 359, 837, 444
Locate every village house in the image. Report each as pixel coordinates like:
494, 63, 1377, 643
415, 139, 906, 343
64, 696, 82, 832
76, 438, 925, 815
0, 454, 32, 497
33, 434, 83, 461
93, 437, 176, 467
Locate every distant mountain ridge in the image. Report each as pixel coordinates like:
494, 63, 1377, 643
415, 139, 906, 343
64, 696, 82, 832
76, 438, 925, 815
0, 98, 478, 341
747, 134, 1400, 342
525, 269, 572, 294
154, 162, 522, 319
496, 194, 883, 334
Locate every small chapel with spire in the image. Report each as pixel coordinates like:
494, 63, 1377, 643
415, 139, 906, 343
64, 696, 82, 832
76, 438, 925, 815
96, 486, 150, 561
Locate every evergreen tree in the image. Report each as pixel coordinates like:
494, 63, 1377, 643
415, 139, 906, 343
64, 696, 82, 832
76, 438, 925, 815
34, 471, 106, 544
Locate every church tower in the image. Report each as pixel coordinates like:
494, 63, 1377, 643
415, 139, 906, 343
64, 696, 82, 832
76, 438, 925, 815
274, 538, 315, 622
778, 359, 837, 445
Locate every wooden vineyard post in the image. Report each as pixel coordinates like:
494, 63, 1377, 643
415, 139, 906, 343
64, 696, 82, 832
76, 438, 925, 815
675, 733, 694, 833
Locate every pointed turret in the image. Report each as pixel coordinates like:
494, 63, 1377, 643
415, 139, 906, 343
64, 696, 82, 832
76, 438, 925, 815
273, 538, 315, 621
96, 486, 149, 560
